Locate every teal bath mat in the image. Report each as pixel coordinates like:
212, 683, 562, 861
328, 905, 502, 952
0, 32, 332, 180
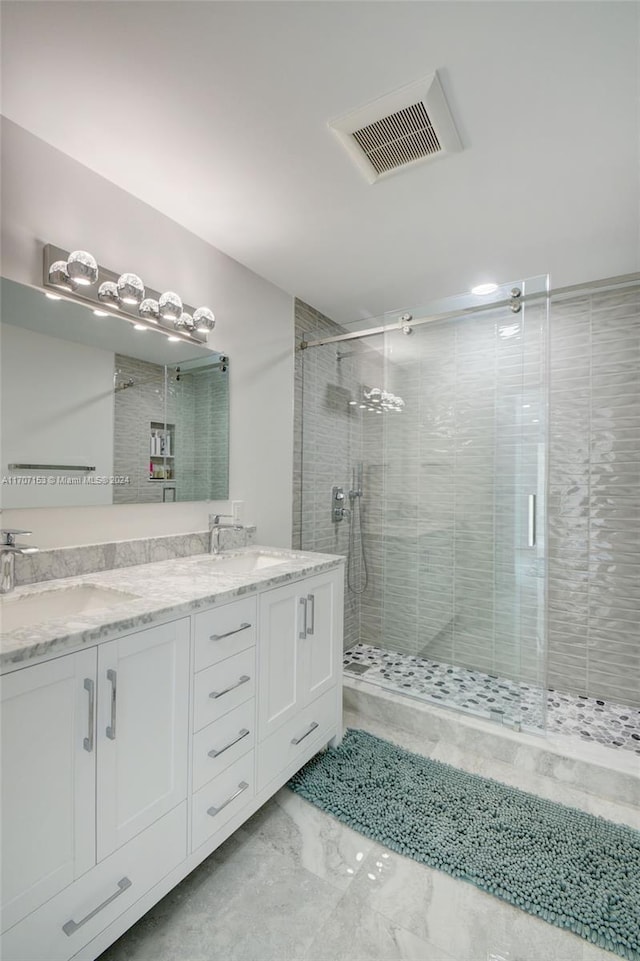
289, 728, 640, 961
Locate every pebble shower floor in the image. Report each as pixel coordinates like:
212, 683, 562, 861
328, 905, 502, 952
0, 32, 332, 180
343, 643, 640, 756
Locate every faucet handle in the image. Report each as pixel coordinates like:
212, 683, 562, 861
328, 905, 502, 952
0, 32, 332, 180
210, 513, 233, 526
1, 529, 32, 545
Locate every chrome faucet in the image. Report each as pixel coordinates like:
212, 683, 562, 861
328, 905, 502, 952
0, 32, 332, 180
0, 529, 39, 594
209, 514, 243, 554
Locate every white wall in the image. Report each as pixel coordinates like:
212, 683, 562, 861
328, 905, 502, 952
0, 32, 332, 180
0, 118, 295, 548
0, 324, 115, 508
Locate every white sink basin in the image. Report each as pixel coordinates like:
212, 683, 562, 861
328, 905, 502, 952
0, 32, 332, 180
199, 552, 291, 574
0, 584, 140, 633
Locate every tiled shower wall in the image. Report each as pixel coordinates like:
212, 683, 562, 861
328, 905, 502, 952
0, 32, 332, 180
295, 282, 639, 709
361, 302, 546, 689
113, 356, 229, 504
173, 367, 229, 502
113, 354, 174, 504
293, 300, 383, 651
548, 285, 640, 708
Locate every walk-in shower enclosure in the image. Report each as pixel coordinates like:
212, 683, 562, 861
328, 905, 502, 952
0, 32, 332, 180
295, 278, 549, 732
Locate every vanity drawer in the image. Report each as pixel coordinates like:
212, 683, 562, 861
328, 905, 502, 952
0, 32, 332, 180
193, 648, 256, 732
257, 689, 338, 793
191, 752, 255, 852
1, 802, 187, 961
194, 597, 257, 672
192, 700, 256, 793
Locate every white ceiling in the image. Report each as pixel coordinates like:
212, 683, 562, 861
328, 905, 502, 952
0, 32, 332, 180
1, 1, 638, 324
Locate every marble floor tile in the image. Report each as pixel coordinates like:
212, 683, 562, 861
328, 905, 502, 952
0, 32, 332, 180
98, 726, 630, 961
241, 787, 375, 890
98, 827, 343, 961
303, 889, 455, 961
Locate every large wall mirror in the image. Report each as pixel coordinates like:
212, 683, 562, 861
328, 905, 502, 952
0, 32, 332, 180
0, 278, 229, 508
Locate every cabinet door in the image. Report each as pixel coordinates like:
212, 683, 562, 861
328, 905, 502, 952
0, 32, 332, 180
258, 580, 305, 740
97, 619, 189, 860
0, 649, 96, 933
300, 569, 342, 706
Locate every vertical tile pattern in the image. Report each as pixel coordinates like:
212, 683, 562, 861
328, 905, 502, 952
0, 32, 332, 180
113, 354, 169, 504
295, 283, 639, 710
293, 300, 384, 651
549, 285, 640, 708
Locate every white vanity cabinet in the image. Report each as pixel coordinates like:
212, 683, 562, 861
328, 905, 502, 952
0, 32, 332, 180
257, 568, 343, 791
0, 649, 97, 934
1, 618, 190, 961
1, 559, 343, 961
96, 619, 190, 859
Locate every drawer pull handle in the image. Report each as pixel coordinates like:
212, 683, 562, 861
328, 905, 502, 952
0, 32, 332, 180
210, 622, 251, 642
83, 678, 94, 753
207, 781, 249, 817
208, 728, 250, 758
106, 669, 117, 740
62, 877, 132, 936
209, 675, 250, 699
291, 721, 319, 745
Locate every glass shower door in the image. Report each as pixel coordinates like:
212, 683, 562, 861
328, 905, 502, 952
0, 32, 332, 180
377, 278, 547, 731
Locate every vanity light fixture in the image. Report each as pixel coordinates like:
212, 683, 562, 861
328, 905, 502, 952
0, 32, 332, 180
117, 273, 145, 306
67, 250, 98, 286
194, 306, 216, 333
42, 244, 216, 348
159, 291, 182, 321
97, 281, 120, 309
48, 260, 73, 291
139, 298, 160, 322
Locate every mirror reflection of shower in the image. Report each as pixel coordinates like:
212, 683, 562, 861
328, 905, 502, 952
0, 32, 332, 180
348, 461, 368, 595
348, 385, 405, 413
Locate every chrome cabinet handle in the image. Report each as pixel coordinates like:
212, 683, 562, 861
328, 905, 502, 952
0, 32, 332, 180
209, 675, 250, 700
106, 669, 117, 740
291, 721, 319, 745
299, 596, 308, 639
528, 494, 537, 548
207, 781, 249, 817
208, 728, 250, 758
83, 678, 94, 753
307, 594, 315, 635
209, 622, 251, 642
62, 877, 131, 936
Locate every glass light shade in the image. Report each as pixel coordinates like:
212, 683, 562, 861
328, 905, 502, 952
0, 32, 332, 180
48, 260, 73, 290
138, 298, 159, 322
67, 250, 98, 286
193, 306, 215, 332
175, 312, 195, 332
97, 281, 120, 309
117, 272, 145, 306
159, 291, 182, 322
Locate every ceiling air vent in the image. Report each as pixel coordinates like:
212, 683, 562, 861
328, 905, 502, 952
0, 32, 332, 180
329, 72, 462, 184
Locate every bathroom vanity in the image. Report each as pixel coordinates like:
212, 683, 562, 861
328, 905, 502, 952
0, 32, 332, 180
0, 546, 344, 961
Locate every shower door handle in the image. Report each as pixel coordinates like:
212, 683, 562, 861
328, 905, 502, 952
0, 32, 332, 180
527, 494, 537, 548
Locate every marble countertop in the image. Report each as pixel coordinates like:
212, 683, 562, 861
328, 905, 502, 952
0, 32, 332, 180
0, 546, 344, 671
